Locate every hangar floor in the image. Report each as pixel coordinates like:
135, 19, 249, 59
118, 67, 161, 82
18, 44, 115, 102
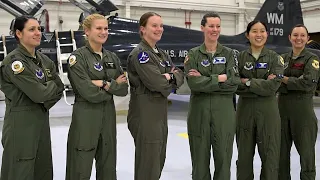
0, 94, 319, 180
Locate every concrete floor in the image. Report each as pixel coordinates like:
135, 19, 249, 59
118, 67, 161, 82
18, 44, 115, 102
0, 94, 319, 180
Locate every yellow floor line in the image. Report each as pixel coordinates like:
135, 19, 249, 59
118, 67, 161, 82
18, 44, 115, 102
116, 110, 128, 116
178, 133, 189, 139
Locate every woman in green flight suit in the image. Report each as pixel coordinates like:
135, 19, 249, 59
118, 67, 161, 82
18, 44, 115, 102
278, 24, 319, 180
65, 14, 128, 180
184, 12, 240, 180
236, 20, 284, 180
0, 15, 64, 180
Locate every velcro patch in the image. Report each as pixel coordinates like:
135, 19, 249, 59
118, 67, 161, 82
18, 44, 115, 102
312, 60, 319, 69
213, 57, 226, 64
184, 55, 189, 64
11, 61, 24, 74
201, 59, 210, 67
138, 52, 149, 64
68, 55, 77, 67
255, 62, 268, 69
36, 69, 44, 79
93, 62, 103, 71
292, 63, 304, 70
279, 56, 284, 65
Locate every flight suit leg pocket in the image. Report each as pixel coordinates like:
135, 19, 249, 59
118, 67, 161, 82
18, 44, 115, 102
10, 109, 44, 179
71, 104, 101, 177
139, 95, 166, 143
187, 106, 203, 137
12, 110, 42, 162
72, 104, 101, 150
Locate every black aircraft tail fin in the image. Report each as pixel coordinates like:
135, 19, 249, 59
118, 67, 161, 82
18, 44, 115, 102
253, 0, 303, 46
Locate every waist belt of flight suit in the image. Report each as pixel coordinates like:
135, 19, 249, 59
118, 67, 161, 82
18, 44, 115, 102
278, 91, 314, 97
130, 87, 163, 97
9, 103, 46, 112
74, 95, 113, 103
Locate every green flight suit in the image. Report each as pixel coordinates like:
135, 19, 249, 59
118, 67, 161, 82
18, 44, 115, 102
278, 48, 319, 180
65, 43, 128, 180
127, 39, 184, 180
184, 43, 240, 180
236, 47, 284, 180
0, 44, 64, 180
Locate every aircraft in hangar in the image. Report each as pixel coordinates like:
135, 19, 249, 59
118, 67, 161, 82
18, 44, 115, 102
0, 0, 320, 96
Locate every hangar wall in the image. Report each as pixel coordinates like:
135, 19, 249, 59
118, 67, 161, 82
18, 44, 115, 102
0, 0, 319, 36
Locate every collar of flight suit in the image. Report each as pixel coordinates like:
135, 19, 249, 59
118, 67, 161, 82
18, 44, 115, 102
198, 42, 223, 56
139, 38, 160, 52
287, 47, 307, 59
17, 44, 41, 65
246, 46, 269, 58
84, 40, 109, 59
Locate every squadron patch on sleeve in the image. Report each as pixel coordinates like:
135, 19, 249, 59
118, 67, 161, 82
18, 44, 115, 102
11, 60, 24, 74
184, 55, 189, 64
138, 52, 149, 64
279, 56, 284, 66
68, 55, 77, 67
312, 59, 319, 69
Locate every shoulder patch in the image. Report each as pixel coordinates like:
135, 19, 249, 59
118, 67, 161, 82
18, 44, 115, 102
184, 55, 189, 64
11, 61, 24, 74
312, 60, 319, 69
279, 56, 284, 66
138, 52, 149, 64
68, 55, 77, 67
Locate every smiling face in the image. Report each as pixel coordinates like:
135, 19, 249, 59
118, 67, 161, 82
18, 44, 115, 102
289, 26, 309, 49
201, 17, 221, 42
85, 18, 109, 45
140, 15, 163, 44
246, 22, 268, 49
16, 19, 41, 48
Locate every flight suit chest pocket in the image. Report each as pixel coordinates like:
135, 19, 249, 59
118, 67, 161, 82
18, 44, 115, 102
290, 61, 305, 77
197, 58, 211, 76
255, 62, 269, 79
104, 61, 118, 79
212, 56, 226, 74
241, 61, 254, 78
31, 62, 47, 83
158, 60, 171, 74
44, 68, 53, 81
88, 61, 105, 79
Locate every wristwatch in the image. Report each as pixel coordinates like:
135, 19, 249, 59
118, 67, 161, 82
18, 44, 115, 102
245, 80, 251, 86
102, 80, 108, 88
276, 74, 284, 79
